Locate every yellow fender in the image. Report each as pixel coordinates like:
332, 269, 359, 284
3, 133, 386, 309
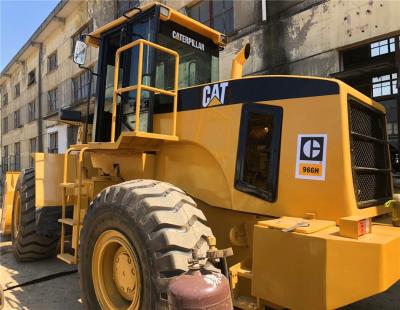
0, 171, 20, 235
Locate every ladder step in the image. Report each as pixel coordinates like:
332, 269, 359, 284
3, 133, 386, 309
58, 218, 75, 225
60, 182, 76, 188
57, 253, 76, 264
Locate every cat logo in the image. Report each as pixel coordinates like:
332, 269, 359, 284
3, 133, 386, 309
295, 134, 328, 181
202, 82, 229, 107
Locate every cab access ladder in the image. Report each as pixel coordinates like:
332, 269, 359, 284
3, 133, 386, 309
57, 146, 89, 264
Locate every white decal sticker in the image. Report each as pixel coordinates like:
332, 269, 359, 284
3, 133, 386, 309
295, 134, 327, 180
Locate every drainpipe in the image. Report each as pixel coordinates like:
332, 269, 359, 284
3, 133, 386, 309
32, 42, 43, 152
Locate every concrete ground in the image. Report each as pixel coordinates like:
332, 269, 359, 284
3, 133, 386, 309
0, 233, 399, 309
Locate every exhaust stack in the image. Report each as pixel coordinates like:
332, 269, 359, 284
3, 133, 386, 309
231, 43, 250, 79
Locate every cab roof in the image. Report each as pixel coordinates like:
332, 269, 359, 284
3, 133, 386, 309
85, 1, 226, 48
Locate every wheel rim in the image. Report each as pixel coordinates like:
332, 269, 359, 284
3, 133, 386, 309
12, 192, 21, 240
92, 230, 141, 310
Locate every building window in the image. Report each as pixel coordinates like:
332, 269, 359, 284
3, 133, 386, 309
72, 70, 94, 103
15, 82, 20, 97
2, 116, 8, 134
48, 88, 58, 114
28, 100, 36, 122
14, 142, 20, 170
48, 51, 58, 72
27, 69, 36, 86
116, 0, 140, 17
14, 110, 21, 129
2, 145, 9, 172
2, 93, 8, 106
29, 137, 37, 167
72, 21, 93, 54
67, 125, 79, 146
188, 0, 234, 35
372, 73, 398, 98
49, 132, 58, 153
370, 38, 396, 57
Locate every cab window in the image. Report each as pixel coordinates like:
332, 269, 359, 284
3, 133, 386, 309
235, 104, 283, 202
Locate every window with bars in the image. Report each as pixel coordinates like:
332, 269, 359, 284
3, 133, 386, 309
14, 142, 20, 170
48, 51, 58, 72
15, 83, 20, 97
49, 132, 58, 153
28, 69, 36, 86
188, 0, 234, 35
48, 88, 58, 114
28, 100, 36, 122
116, 0, 140, 17
14, 110, 21, 128
372, 73, 398, 98
29, 137, 37, 167
72, 21, 93, 54
72, 70, 94, 103
2, 93, 8, 106
370, 38, 396, 57
2, 116, 8, 134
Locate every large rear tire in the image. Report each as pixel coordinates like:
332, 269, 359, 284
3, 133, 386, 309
11, 168, 59, 261
79, 179, 214, 309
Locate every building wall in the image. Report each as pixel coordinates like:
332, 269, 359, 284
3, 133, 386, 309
0, 0, 97, 171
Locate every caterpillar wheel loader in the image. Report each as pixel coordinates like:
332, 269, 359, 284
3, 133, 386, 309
1, 2, 400, 309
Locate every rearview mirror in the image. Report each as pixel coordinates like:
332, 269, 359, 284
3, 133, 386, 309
73, 40, 87, 65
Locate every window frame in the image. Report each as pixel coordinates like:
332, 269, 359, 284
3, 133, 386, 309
2, 116, 8, 134
2, 93, 8, 106
29, 137, 37, 167
27, 69, 36, 86
49, 132, 58, 153
15, 82, 20, 98
14, 110, 21, 129
372, 72, 398, 98
235, 103, 283, 202
188, 0, 234, 35
72, 70, 95, 104
14, 142, 21, 170
2, 145, 8, 172
28, 100, 36, 122
116, 0, 141, 18
48, 51, 58, 73
47, 87, 58, 114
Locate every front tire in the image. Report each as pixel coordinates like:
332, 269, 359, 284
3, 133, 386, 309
79, 179, 214, 309
11, 168, 59, 261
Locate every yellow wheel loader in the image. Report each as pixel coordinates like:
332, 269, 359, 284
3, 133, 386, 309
1, 2, 400, 309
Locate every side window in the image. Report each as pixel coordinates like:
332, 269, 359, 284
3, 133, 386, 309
235, 104, 283, 202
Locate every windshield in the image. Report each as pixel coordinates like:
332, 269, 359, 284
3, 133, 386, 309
156, 21, 219, 90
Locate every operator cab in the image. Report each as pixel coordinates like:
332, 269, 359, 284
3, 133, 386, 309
80, 3, 224, 142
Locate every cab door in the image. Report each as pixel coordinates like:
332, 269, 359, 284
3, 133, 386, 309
95, 7, 159, 142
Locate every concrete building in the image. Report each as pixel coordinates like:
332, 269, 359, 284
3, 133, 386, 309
1, 0, 399, 173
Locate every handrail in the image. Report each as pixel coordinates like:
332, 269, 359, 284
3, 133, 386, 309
111, 39, 179, 142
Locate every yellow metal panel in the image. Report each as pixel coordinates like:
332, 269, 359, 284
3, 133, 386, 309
252, 223, 400, 309
34, 153, 77, 208
0, 172, 20, 234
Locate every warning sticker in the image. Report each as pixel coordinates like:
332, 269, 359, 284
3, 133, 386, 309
295, 134, 327, 180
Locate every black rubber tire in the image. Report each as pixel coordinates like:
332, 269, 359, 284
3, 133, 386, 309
79, 179, 214, 309
11, 168, 59, 261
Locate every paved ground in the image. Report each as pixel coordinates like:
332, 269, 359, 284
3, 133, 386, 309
0, 235, 82, 310
1, 232, 399, 309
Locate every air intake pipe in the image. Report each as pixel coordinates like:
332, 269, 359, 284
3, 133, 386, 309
231, 43, 250, 79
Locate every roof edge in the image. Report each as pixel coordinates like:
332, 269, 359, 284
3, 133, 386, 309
0, 0, 68, 78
